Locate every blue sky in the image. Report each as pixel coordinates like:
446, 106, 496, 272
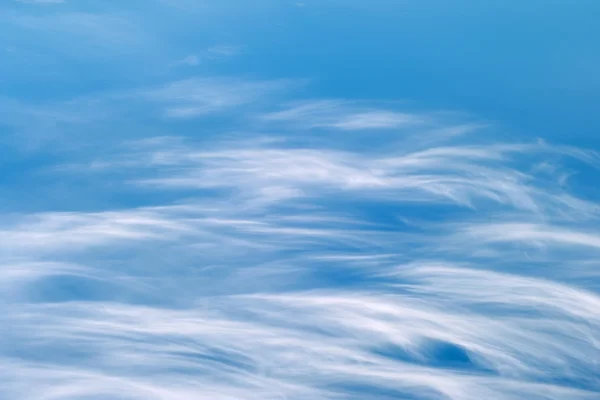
2, 1, 600, 399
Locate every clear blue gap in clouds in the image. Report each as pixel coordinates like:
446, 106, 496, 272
219, 0, 600, 143
1, 0, 600, 399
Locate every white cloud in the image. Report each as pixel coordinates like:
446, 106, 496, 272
3, 77, 600, 398
114, 136, 600, 222
0, 208, 192, 255
458, 222, 600, 249
173, 46, 241, 68
207, 45, 242, 57
3, 11, 148, 55
3, 280, 599, 399
3, 0, 600, 396
143, 78, 289, 118
175, 55, 201, 66
263, 100, 424, 130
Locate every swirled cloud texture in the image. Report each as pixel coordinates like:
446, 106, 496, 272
1, 1, 600, 399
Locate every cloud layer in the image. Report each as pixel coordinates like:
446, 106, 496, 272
1, 2, 599, 399
2, 87, 600, 399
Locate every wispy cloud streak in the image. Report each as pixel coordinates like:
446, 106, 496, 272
2, 78, 600, 399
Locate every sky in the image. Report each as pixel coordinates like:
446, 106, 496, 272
1, 1, 600, 399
